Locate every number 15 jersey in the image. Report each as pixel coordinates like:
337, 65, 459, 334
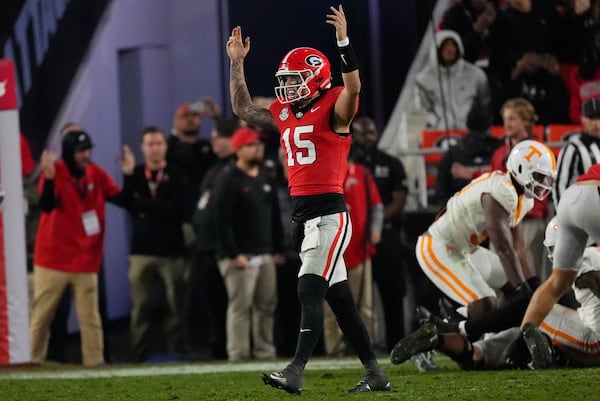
270, 86, 352, 197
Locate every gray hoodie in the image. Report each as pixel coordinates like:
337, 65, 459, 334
416, 30, 490, 130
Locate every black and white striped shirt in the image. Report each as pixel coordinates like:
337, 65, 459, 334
554, 133, 600, 204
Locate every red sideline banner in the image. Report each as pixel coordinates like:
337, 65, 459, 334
0, 60, 17, 111
0, 58, 30, 364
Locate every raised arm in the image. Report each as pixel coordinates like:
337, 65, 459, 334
326, 5, 361, 131
226, 26, 278, 132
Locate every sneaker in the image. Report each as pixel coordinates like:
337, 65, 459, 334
410, 351, 441, 372
522, 323, 554, 370
391, 321, 439, 365
347, 371, 391, 393
261, 365, 304, 395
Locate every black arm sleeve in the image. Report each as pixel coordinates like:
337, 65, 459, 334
39, 179, 57, 212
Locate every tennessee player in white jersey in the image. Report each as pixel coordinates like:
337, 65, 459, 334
535, 218, 600, 357
417, 140, 556, 316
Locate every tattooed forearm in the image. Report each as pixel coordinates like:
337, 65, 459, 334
229, 60, 278, 132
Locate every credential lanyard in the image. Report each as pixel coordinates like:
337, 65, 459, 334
145, 168, 164, 200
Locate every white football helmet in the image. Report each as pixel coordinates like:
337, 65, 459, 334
543, 217, 558, 262
506, 140, 557, 200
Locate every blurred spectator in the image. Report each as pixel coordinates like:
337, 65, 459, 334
568, 25, 600, 123
168, 99, 219, 210
440, 1, 515, 118
504, 52, 570, 124
323, 161, 383, 355
214, 127, 283, 361
490, 98, 550, 279
30, 130, 133, 366
554, 97, 600, 203
503, 0, 562, 63
167, 99, 219, 259
189, 116, 241, 359
121, 127, 188, 362
416, 30, 491, 130
350, 117, 409, 352
436, 101, 501, 205
440, 0, 501, 64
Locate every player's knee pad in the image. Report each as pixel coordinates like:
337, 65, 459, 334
297, 274, 328, 306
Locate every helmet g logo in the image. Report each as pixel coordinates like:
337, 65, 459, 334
306, 55, 323, 67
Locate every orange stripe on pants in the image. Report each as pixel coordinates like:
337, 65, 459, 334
418, 235, 477, 304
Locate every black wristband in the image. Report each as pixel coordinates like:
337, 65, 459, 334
338, 43, 359, 73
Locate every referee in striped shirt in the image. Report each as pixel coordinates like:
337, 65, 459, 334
554, 98, 600, 203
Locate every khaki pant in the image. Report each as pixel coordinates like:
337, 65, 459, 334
30, 265, 103, 366
323, 259, 374, 355
218, 254, 277, 361
128, 255, 187, 361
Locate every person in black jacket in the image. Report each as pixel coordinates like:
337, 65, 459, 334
435, 101, 501, 205
122, 126, 188, 362
214, 127, 283, 361
188, 116, 240, 359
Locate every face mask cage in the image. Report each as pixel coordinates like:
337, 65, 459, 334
275, 70, 313, 104
525, 171, 554, 200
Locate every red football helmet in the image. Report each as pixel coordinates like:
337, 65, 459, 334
274, 47, 332, 104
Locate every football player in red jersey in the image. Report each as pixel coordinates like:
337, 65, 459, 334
226, 4, 390, 395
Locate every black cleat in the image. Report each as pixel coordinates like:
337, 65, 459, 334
438, 297, 465, 324
347, 371, 391, 393
261, 366, 304, 395
391, 321, 439, 365
522, 323, 554, 370
415, 306, 433, 323
416, 306, 458, 333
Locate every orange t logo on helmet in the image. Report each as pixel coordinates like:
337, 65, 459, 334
523, 145, 542, 162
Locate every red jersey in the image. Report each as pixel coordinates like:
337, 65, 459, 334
568, 67, 600, 123
489, 139, 548, 219
577, 163, 600, 182
270, 87, 352, 196
34, 161, 121, 273
343, 162, 382, 270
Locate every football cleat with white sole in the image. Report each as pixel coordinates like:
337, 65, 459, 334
261, 366, 304, 395
347, 371, 391, 393
391, 321, 439, 365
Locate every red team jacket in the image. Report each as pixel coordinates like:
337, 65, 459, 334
343, 162, 382, 270
270, 86, 351, 196
34, 161, 121, 273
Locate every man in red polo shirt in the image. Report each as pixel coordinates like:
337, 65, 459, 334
323, 161, 382, 355
30, 130, 134, 366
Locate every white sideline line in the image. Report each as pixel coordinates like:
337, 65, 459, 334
0, 358, 387, 380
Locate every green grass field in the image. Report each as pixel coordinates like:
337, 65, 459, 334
0, 356, 598, 401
